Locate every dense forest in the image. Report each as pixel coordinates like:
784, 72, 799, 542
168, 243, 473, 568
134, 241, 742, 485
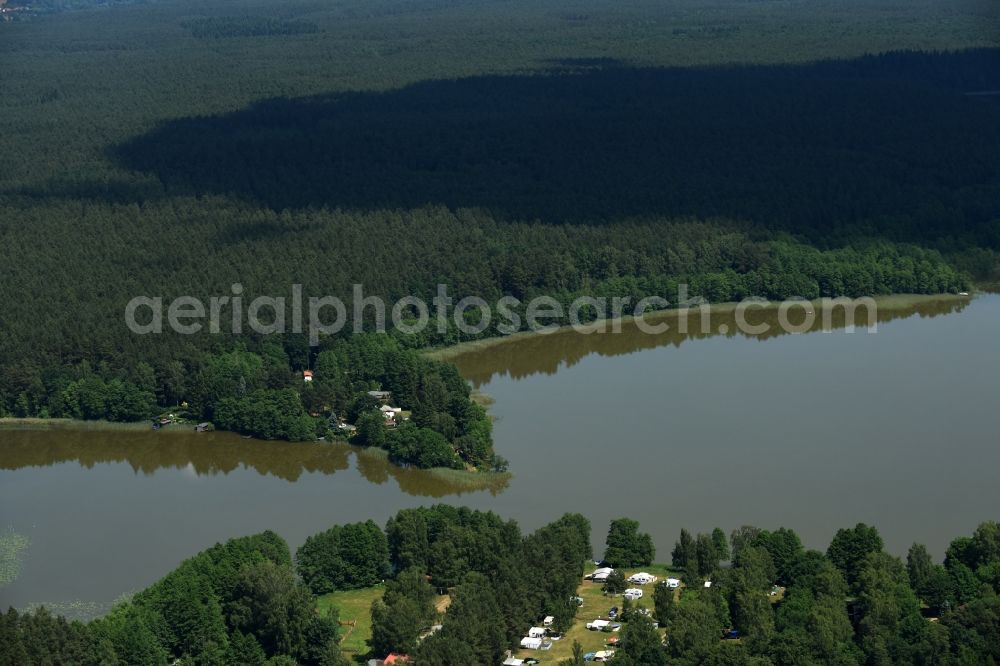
3, 507, 1000, 665
0, 530, 348, 665
1, 0, 999, 451
6, 331, 498, 469
116, 50, 1000, 236
2, 2, 999, 663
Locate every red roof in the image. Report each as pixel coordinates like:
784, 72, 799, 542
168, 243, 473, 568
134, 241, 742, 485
384, 655, 410, 664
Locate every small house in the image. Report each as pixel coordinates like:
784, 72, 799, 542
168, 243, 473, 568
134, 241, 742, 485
194, 422, 212, 433
368, 390, 392, 402
380, 405, 403, 426
303, 370, 313, 382
542, 615, 554, 627
527, 627, 546, 639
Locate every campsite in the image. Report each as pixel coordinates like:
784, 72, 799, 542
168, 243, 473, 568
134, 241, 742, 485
508, 564, 682, 663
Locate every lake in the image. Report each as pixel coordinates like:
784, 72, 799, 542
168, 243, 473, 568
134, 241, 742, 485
1, 293, 998, 613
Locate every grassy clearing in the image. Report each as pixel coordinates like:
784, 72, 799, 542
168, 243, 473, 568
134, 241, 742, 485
420, 466, 511, 490
513, 564, 681, 663
316, 586, 452, 662
434, 594, 452, 614
316, 586, 385, 657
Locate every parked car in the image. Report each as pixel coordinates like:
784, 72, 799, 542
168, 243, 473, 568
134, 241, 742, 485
525, 660, 540, 665
584, 653, 597, 662
607, 606, 618, 618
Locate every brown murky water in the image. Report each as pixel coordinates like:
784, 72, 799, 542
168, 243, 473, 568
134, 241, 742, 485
2, 294, 997, 612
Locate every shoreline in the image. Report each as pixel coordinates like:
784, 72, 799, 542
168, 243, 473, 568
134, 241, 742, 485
425, 292, 973, 362
0, 418, 188, 433
0, 418, 511, 489
351, 445, 511, 490
1, 292, 971, 486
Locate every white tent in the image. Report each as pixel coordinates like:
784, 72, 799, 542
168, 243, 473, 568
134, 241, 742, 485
502, 658, 524, 666
520, 637, 543, 650
528, 627, 546, 638
590, 567, 614, 580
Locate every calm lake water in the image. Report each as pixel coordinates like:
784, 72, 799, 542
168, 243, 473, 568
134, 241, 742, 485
1, 294, 998, 611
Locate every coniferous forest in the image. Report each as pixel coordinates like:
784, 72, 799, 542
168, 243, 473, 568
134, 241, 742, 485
2, 0, 1000, 663
1, 0, 998, 441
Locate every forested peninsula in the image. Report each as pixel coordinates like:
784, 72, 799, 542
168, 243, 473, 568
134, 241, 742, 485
2, 0, 999, 465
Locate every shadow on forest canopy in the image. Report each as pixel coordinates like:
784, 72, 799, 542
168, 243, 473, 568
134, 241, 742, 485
114, 49, 1000, 237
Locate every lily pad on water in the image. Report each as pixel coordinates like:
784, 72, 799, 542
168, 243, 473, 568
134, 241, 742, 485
0, 527, 30, 587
